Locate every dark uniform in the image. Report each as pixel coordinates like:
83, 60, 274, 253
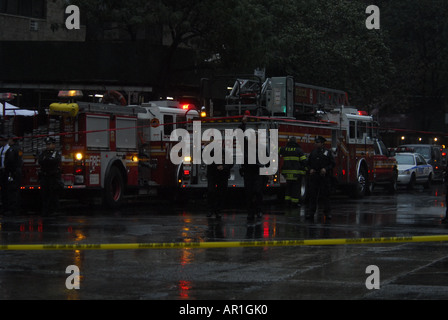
206, 147, 232, 218
0, 135, 9, 212
4, 136, 23, 215
279, 137, 307, 206
241, 136, 264, 221
38, 137, 62, 216
306, 136, 335, 219
442, 165, 448, 223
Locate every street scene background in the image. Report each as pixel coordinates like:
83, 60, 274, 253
1, 0, 448, 303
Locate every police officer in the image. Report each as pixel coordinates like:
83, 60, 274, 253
279, 137, 307, 207
0, 135, 9, 212
306, 136, 335, 220
442, 164, 448, 223
38, 137, 62, 216
3, 135, 23, 215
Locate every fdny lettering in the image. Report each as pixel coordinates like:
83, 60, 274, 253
301, 134, 312, 143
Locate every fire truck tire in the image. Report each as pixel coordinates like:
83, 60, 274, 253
388, 168, 398, 193
352, 166, 368, 198
407, 173, 416, 190
103, 166, 125, 208
424, 173, 432, 189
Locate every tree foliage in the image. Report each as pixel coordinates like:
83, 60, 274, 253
69, 0, 448, 123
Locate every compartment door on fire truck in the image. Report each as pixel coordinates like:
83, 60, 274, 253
86, 115, 110, 186
116, 117, 137, 149
86, 115, 110, 148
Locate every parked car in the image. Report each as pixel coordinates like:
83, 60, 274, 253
398, 144, 443, 181
395, 152, 433, 189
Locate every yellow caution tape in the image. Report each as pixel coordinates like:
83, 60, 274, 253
1, 234, 448, 251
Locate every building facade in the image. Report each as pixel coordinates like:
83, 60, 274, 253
0, 0, 86, 41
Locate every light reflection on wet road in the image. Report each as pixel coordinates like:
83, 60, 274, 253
1, 184, 448, 300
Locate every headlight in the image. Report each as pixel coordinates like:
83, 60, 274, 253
75, 152, 83, 161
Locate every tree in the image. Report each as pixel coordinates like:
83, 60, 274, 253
68, 0, 398, 112
263, 0, 394, 109
378, 0, 448, 131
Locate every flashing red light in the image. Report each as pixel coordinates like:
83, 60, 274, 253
182, 104, 190, 110
0, 92, 15, 101
358, 110, 368, 116
183, 170, 190, 176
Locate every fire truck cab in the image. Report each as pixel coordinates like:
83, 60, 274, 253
19, 91, 199, 208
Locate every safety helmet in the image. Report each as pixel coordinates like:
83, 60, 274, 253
44, 137, 56, 144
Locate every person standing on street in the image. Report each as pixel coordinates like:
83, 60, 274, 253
38, 137, 62, 216
306, 136, 335, 220
279, 137, 307, 207
442, 163, 448, 223
0, 135, 10, 212
206, 138, 233, 219
3, 135, 23, 215
241, 137, 264, 221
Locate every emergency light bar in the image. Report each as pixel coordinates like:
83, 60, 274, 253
58, 90, 83, 99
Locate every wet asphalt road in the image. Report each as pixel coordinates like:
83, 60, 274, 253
1, 184, 448, 301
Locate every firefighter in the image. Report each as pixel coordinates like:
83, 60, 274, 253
306, 136, 335, 220
38, 137, 62, 216
3, 135, 23, 215
279, 137, 307, 207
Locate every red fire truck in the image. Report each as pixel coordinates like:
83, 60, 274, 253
178, 76, 397, 199
17, 90, 199, 208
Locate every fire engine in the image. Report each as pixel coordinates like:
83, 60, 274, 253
178, 76, 397, 199
16, 90, 199, 208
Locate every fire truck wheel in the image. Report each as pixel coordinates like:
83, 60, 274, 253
407, 173, 416, 190
103, 166, 125, 208
389, 170, 398, 193
424, 173, 432, 189
352, 166, 368, 198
